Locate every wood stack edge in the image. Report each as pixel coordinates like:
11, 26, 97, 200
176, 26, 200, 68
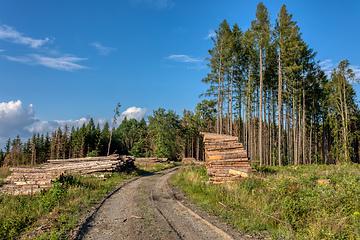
200, 132, 252, 184
0, 168, 65, 195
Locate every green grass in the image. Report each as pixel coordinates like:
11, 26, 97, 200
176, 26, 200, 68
0, 162, 179, 240
170, 164, 360, 239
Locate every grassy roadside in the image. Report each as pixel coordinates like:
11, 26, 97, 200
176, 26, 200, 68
0, 162, 181, 240
170, 164, 360, 239
0, 166, 10, 187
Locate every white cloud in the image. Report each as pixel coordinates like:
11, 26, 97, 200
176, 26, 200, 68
319, 59, 334, 76
167, 55, 201, 63
0, 24, 51, 48
204, 29, 216, 40
128, 0, 174, 9
0, 100, 37, 139
120, 107, 148, 121
4, 54, 87, 71
350, 64, 360, 81
167, 54, 205, 70
91, 42, 117, 55
153, 0, 174, 9
27, 117, 108, 134
0, 100, 113, 149
320, 59, 360, 81
0, 23, 88, 72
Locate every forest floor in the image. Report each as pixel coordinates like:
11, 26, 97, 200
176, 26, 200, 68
73, 166, 259, 240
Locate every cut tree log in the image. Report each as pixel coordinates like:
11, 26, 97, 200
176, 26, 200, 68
229, 169, 249, 178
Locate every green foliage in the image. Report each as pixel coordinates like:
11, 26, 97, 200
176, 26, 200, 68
171, 164, 360, 239
326, 60, 358, 163
111, 117, 151, 157
86, 150, 99, 157
148, 108, 182, 159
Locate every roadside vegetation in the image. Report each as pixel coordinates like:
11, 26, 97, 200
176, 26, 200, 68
0, 162, 179, 240
171, 164, 360, 239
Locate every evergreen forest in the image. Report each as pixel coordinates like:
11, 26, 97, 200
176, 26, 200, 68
201, 3, 360, 166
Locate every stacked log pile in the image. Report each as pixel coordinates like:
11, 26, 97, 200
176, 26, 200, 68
182, 157, 196, 164
0, 168, 64, 195
201, 132, 252, 184
182, 158, 206, 166
43, 155, 135, 174
0, 155, 135, 195
134, 157, 172, 165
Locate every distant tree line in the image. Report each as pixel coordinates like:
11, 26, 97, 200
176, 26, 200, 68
201, 2, 360, 165
0, 107, 216, 167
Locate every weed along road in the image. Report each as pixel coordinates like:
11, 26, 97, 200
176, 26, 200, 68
76, 167, 247, 240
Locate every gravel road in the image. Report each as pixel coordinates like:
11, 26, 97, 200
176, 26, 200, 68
75, 167, 255, 240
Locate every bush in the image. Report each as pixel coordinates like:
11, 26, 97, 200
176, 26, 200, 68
86, 150, 99, 157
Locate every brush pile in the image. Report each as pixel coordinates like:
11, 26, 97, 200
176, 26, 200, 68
201, 132, 252, 184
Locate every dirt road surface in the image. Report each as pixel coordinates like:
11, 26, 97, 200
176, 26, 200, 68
75, 167, 255, 240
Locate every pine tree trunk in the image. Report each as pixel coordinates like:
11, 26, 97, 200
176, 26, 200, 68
259, 48, 263, 166
191, 138, 194, 158
310, 116, 313, 165
293, 88, 297, 165
278, 46, 282, 166
287, 104, 291, 165
230, 64, 234, 136
217, 45, 222, 134
247, 64, 252, 158
196, 136, 199, 160
322, 116, 326, 164
343, 80, 349, 162
268, 91, 272, 166
220, 75, 224, 134
302, 76, 306, 164
227, 78, 230, 135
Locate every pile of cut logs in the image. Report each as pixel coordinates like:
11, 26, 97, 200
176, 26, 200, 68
134, 157, 172, 165
0, 154, 135, 195
201, 132, 252, 184
0, 168, 64, 195
43, 154, 135, 174
182, 157, 206, 166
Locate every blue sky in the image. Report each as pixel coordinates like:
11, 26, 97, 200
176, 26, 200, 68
0, 0, 359, 147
